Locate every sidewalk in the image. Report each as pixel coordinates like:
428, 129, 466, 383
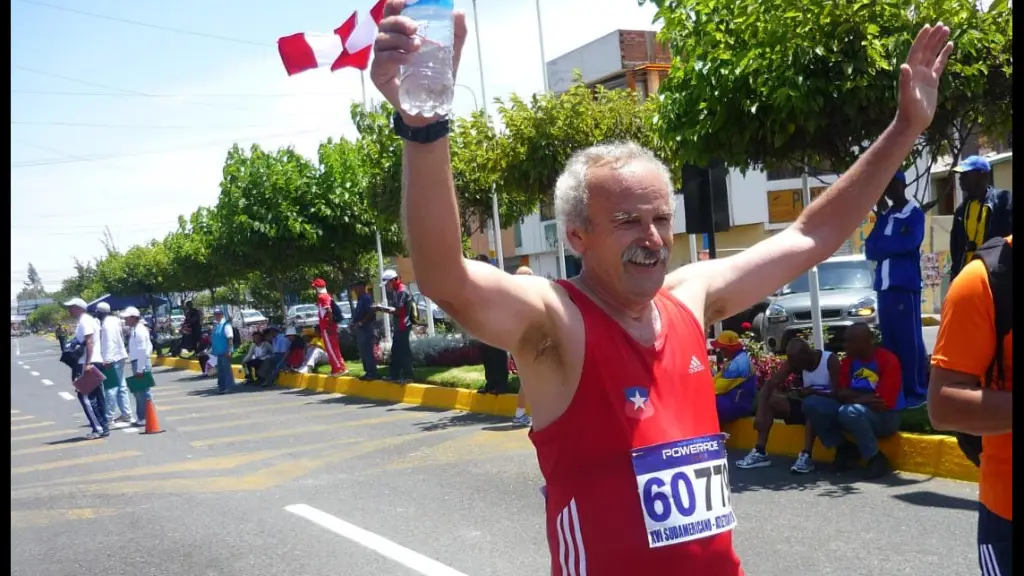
151, 355, 976, 483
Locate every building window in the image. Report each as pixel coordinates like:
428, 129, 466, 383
539, 194, 556, 222
514, 220, 523, 249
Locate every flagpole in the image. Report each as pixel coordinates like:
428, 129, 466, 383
532, 0, 567, 279
470, 0, 505, 272
361, 69, 392, 343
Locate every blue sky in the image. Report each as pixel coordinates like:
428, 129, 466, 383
10, 0, 660, 300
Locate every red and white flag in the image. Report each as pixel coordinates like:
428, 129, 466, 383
277, 0, 386, 76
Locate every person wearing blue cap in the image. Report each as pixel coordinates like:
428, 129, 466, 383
950, 155, 1012, 279
210, 308, 236, 394
865, 170, 928, 406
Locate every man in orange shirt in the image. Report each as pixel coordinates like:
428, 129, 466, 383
928, 236, 1012, 575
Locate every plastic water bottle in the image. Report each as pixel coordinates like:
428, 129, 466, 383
398, 0, 455, 117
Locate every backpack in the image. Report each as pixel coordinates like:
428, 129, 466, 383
231, 320, 241, 349
329, 299, 344, 324
408, 294, 422, 326
953, 236, 1012, 468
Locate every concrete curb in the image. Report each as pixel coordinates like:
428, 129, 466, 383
150, 356, 977, 483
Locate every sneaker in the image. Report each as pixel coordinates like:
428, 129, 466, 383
863, 452, 893, 480
85, 432, 102, 440
133, 420, 146, 428
790, 452, 815, 474
297, 366, 310, 374
331, 370, 349, 377
512, 414, 532, 427
735, 449, 772, 469
115, 415, 132, 424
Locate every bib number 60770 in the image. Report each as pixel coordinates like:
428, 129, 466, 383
641, 462, 730, 522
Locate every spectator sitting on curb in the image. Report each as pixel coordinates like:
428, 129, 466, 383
242, 330, 271, 384
283, 327, 306, 371
297, 328, 331, 374
258, 326, 291, 387
737, 338, 839, 474
711, 330, 757, 428
802, 324, 903, 479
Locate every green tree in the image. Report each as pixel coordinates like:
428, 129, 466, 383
17, 262, 48, 301
496, 78, 668, 211
216, 144, 324, 315
25, 302, 66, 330
56, 258, 102, 302
646, 0, 1012, 209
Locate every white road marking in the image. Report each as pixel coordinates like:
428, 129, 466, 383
41, 379, 54, 386
30, 371, 39, 377
285, 504, 470, 576
16, 361, 23, 365
58, 392, 75, 401
11, 410, 20, 414
22, 365, 30, 369
122, 427, 140, 434
15, 339, 20, 355
16, 351, 54, 358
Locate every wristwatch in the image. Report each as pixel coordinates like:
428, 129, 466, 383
392, 111, 450, 144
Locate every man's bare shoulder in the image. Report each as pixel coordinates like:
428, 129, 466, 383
664, 261, 714, 325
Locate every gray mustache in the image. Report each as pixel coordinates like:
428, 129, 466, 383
621, 245, 669, 264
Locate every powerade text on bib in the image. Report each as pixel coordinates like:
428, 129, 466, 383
632, 433, 736, 548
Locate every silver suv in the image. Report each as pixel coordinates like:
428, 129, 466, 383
759, 254, 878, 353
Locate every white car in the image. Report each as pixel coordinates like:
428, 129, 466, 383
240, 309, 268, 326
286, 304, 319, 328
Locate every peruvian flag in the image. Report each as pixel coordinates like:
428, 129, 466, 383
277, 0, 386, 76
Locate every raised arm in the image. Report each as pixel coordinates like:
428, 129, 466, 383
668, 24, 954, 324
372, 1, 554, 352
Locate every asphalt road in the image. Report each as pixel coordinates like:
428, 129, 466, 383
12, 334, 977, 576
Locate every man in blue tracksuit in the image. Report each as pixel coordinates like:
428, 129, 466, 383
865, 170, 927, 407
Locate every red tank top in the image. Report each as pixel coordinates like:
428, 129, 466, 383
530, 281, 743, 576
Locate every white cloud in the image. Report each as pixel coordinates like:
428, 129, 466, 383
10, 0, 661, 300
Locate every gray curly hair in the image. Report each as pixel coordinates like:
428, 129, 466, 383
553, 141, 674, 236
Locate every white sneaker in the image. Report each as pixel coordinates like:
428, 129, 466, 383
512, 414, 532, 426
735, 448, 772, 469
790, 452, 815, 474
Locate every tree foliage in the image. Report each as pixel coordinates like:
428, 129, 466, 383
17, 262, 48, 301
646, 0, 1013, 199
497, 77, 668, 203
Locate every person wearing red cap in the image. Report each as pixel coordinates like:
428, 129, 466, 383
312, 278, 348, 376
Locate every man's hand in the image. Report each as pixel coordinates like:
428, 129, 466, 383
895, 24, 954, 134
865, 395, 887, 412
371, 0, 468, 123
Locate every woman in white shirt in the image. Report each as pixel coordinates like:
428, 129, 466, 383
122, 307, 155, 428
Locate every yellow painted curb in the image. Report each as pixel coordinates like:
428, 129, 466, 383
721, 417, 977, 482
149, 356, 974, 482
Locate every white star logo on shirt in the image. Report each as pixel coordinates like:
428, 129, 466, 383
630, 391, 648, 411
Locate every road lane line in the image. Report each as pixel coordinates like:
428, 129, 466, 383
16, 360, 23, 365
11, 410, 20, 414
11, 451, 141, 475
15, 339, 20, 355
22, 365, 31, 369
11, 429, 79, 442
12, 421, 56, 431
10, 415, 35, 422
41, 379, 54, 386
285, 504, 470, 576
11, 440, 107, 456
59, 392, 75, 400
30, 371, 40, 376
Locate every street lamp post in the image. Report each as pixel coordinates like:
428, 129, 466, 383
470, 0, 505, 271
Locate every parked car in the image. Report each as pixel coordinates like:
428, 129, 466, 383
758, 254, 877, 353
286, 304, 319, 328
413, 292, 447, 324
240, 309, 268, 326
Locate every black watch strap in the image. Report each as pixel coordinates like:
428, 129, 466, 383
393, 111, 451, 144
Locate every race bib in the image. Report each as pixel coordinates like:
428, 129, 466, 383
631, 433, 736, 548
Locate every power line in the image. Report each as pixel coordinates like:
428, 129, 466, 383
14, 0, 271, 48
10, 137, 92, 162
10, 128, 327, 168
13, 120, 281, 130
12, 89, 341, 99
11, 65, 257, 114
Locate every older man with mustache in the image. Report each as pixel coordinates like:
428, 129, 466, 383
371, 2, 954, 572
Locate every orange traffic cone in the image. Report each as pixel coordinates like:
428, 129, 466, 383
143, 398, 165, 435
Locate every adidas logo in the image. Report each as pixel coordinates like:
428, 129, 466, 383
689, 355, 705, 374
